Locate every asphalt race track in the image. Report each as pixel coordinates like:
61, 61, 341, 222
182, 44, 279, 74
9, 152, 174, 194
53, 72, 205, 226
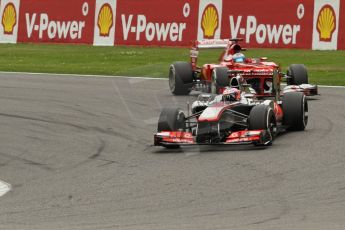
0, 73, 344, 230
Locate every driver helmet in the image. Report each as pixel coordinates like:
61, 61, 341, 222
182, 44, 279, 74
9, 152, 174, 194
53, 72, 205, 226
222, 87, 241, 101
232, 53, 246, 63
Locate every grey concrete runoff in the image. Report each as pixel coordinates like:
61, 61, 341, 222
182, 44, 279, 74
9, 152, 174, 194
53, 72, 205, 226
0, 73, 344, 230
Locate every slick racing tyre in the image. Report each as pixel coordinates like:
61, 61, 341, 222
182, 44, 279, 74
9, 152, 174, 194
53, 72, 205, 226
287, 64, 308, 85
211, 67, 229, 94
169, 62, 194, 95
282, 92, 308, 131
249, 104, 277, 146
158, 107, 186, 132
157, 107, 186, 149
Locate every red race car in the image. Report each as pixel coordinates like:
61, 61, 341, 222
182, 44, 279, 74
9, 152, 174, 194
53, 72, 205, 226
155, 78, 308, 148
169, 38, 318, 97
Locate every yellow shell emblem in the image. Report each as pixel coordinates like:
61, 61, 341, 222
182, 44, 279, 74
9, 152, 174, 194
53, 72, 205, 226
2, 3, 17, 35
201, 4, 219, 39
317, 5, 336, 42
97, 4, 113, 37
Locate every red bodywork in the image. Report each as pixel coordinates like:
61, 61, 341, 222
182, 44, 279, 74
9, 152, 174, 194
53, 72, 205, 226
154, 130, 265, 146
190, 39, 318, 97
191, 39, 280, 97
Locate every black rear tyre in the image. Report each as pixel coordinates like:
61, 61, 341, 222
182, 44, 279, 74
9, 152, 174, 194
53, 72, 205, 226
287, 64, 308, 85
211, 67, 229, 94
248, 104, 276, 146
282, 92, 308, 131
169, 62, 194, 95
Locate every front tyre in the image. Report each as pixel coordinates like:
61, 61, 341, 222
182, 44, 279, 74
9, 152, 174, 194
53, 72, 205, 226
282, 92, 308, 131
157, 107, 186, 148
169, 62, 194, 95
248, 104, 277, 146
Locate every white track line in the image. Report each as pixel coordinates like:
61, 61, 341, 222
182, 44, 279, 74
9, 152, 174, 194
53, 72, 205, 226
0, 180, 11, 197
0, 71, 165, 80
316, 85, 345, 88
0, 71, 344, 88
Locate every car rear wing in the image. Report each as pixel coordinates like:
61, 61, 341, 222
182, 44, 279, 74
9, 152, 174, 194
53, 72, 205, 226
190, 39, 229, 70
194, 39, 229, 49
190, 38, 244, 70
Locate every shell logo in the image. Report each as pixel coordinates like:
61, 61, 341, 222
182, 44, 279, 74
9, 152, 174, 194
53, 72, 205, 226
317, 4, 336, 42
97, 3, 113, 37
1, 3, 17, 35
201, 4, 219, 39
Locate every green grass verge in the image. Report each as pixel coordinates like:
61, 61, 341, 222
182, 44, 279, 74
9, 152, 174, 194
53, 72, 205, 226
0, 43, 344, 85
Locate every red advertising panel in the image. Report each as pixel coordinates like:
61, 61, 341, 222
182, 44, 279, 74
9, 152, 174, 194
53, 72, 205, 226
115, 0, 198, 46
17, 0, 95, 44
4, 0, 342, 49
220, 0, 314, 49
338, 1, 345, 50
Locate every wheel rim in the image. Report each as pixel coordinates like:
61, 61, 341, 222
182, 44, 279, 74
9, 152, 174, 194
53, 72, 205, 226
169, 65, 176, 92
268, 117, 277, 137
267, 109, 277, 140
303, 96, 308, 127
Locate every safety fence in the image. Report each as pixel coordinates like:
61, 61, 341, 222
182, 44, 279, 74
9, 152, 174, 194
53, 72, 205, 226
0, 0, 344, 50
